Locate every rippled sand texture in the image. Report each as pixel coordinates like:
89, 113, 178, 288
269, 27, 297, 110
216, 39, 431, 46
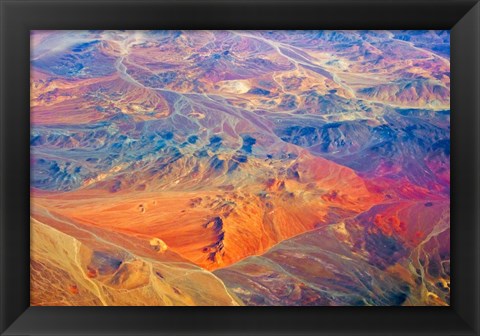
30, 30, 450, 306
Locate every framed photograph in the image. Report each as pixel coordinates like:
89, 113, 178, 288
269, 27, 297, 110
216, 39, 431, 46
1, 0, 479, 335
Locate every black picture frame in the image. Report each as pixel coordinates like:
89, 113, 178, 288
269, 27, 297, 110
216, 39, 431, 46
1, 0, 479, 335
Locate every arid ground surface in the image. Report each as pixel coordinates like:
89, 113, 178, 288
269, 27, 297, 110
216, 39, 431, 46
30, 30, 450, 306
